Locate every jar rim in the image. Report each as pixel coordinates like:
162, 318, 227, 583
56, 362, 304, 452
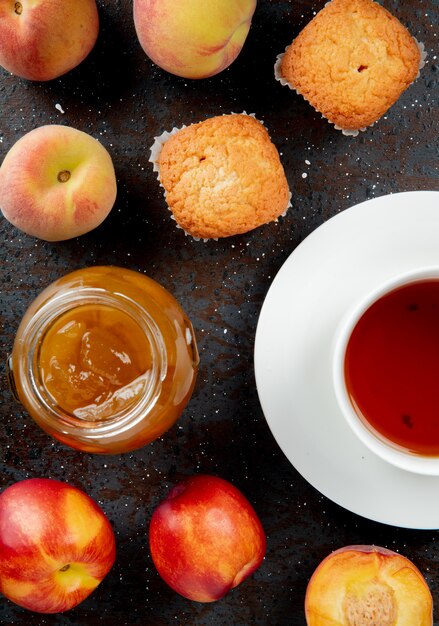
13, 287, 167, 438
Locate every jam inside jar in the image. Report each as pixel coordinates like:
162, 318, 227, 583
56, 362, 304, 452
8, 266, 199, 454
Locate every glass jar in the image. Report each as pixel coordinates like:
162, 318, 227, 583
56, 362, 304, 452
7, 266, 199, 454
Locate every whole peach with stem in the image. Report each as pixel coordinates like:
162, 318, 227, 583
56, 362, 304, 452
0, 0, 99, 81
0, 125, 117, 241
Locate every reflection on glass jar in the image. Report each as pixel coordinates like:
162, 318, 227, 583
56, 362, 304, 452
8, 266, 199, 454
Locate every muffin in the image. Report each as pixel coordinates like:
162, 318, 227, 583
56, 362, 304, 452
275, 0, 425, 135
149, 114, 291, 240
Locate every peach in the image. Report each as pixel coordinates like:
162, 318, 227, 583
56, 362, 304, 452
305, 545, 433, 626
0, 0, 99, 81
0, 125, 117, 241
0, 478, 115, 613
149, 475, 266, 602
133, 0, 257, 79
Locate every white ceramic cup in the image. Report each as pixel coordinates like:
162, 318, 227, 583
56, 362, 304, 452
333, 267, 439, 475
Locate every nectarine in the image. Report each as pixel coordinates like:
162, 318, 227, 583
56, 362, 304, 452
149, 475, 266, 602
133, 0, 257, 79
305, 545, 433, 626
0, 125, 117, 241
0, 478, 115, 613
0, 0, 99, 81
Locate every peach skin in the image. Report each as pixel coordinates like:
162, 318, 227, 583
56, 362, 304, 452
133, 0, 257, 79
0, 0, 99, 81
149, 475, 266, 602
0, 478, 115, 613
0, 125, 117, 241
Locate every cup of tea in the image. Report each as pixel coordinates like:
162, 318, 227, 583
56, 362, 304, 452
333, 267, 439, 475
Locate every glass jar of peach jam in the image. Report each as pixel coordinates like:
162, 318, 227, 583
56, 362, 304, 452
7, 266, 199, 454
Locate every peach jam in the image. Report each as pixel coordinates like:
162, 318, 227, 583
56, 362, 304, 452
8, 266, 199, 454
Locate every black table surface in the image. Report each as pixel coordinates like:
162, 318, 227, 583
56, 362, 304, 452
1, 1, 438, 624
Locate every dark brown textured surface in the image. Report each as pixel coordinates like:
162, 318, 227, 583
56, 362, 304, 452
0, 1, 438, 624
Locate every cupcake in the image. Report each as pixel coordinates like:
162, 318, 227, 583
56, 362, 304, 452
149, 114, 291, 240
275, 0, 426, 135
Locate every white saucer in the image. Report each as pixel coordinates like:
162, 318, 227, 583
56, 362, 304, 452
255, 191, 439, 529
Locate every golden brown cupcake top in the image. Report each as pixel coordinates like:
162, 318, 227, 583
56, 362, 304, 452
156, 114, 291, 239
279, 0, 421, 131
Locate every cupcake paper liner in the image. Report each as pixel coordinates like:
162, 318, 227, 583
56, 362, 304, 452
274, 39, 427, 137
149, 112, 292, 242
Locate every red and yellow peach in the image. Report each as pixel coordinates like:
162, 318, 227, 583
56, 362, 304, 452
305, 545, 433, 626
0, 0, 99, 81
0, 125, 117, 241
133, 0, 257, 79
0, 478, 116, 613
149, 475, 266, 602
